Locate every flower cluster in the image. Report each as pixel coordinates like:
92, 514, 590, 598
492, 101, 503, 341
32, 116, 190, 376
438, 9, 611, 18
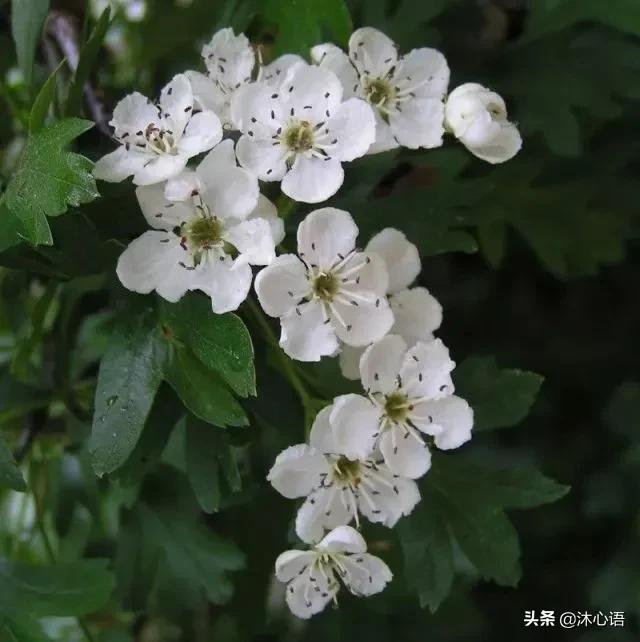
93, 24, 520, 618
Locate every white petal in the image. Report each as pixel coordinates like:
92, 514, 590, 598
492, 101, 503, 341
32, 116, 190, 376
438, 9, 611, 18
343, 553, 392, 597
110, 91, 158, 139
349, 27, 398, 78
235, 135, 287, 181
400, 338, 455, 400
202, 28, 255, 88
295, 486, 351, 544
425, 395, 474, 450
357, 465, 420, 526
284, 64, 344, 125
360, 334, 408, 395
254, 254, 309, 317
275, 550, 314, 582
93, 146, 148, 183
178, 110, 223, 156
366, 228, 420, 293
116, 231, 190, 302
185, 70, 227, 121
390, 287, 442, 345
267, 444, 330, 499
312, 44, 358, 99
189, 256, 252, 313
445, 83, 503, 139
466, 122, 522, 164
197, 139, 259, 219
338, 344, 364, 381
379, 425, 431, 479
135, 182, 193, 229
367, 111, 400, 155
230, 82, 284, 134
342, 251, 389, 296
279, 300, 339, 362
281, 156, 345, 204
320, 98, 375, 161
389, 97, 445, 149
285, 569, 336, 618
132, 153, 189, 186
330, 394, 382, 461
309, 404, 338, 454
394, 48, 449, 99
160, 74, 194, 135
296, 207, 357, 270
164, 169, 203, 202
260, 54, 305, 85
331, 296, 394, 347
225, 218, 275, 266
247, 194, 284, 245
317, 525, 366, 553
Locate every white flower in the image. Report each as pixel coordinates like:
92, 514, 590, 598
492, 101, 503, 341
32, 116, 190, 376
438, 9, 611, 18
255, 208, 394, 362
340, 228, 442, 379
268, 401, 420, 543
94, 74, 222, 186
186, 28, 303, 129
116, 140, 281, 313
91, 0, 146, 22
311, 27, 449, 154
230, 62, 376, 203
332, 335, 474, 479
444, 83, 522, 164
275, 525, 392, 619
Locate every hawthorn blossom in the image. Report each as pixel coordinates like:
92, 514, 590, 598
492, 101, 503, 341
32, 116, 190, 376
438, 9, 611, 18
332, 335, 474, 479
186, 28, 303, 129
255, 208, 394, 361
444, 83, 522, 164
311, 27, 449, 154
231, 63, 375, 203
94, 74, 221, 186
275, 525, 392, 619
340, 228, 442, 379
268, 402, 419, 543
117, 140, 280, 313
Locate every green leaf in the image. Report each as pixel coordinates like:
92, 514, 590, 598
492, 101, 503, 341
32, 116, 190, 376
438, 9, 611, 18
399, 455, 569, 606
263, 0, 352, 55
0, 616, 53, 641
0, 370, 49, 425
397, 485, 454, 612
2, 118, 98, 248
66, 8, 111, 117
0, 430, 26, 492
10, 0, 50, 90
160, 296, 255, 397
454, 356, 544, 431
0, 558, 114, 617
137, 502, 245, 605
29, 59, 65, 133
165, 348, 247, 428
89, 306, 167, 477
185, 415, 242, 513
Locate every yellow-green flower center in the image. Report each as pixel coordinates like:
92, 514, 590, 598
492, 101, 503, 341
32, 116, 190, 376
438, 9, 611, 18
312, 272, 339, 301
284, 121, 315, 152
384, 392, 411, 423
366, 78, 397, 108
332, 456, 362, 486
187, 217, 224, 250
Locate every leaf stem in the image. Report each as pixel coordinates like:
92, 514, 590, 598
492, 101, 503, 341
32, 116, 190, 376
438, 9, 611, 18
243, 297, 315, 433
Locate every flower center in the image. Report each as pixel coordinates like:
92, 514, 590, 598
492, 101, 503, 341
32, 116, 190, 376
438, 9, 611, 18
185, 216, 224, 251
284, 121, 315, 152
332, 456, 362, 486
366, 78, 396, 108
312, 272, 339, 301
384, 392, 411, 423
145, 123, 178, 155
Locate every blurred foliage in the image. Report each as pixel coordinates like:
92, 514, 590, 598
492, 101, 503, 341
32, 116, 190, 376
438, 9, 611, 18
0, 0, 638, 641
